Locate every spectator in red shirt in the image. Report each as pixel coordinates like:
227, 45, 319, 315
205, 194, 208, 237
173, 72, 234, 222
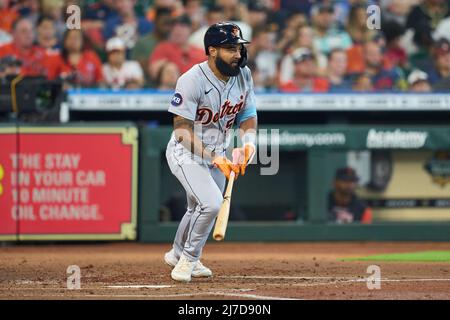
47, 29, 103, 88
279, 47, 329, 93
0, 17, 50, 77
0, 0, 19, 33
148, 15, 205, 82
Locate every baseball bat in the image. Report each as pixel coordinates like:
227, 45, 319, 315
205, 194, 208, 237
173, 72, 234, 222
213, 170, 236, 241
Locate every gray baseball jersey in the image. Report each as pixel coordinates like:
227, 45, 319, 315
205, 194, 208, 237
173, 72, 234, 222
168, 61, 257, 159
166, 61, 257, 262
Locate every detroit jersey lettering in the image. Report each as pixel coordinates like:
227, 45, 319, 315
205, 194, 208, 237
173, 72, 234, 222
168, 61, 257, 155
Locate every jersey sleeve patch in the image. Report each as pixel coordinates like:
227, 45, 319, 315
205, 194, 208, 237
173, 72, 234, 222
171, 93, 183, 107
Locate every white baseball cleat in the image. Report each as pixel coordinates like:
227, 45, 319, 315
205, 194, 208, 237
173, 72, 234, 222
191, 260, 213, 278
165, 249, 213, 278
164, 249, 178, 267
171, 254, 196, 282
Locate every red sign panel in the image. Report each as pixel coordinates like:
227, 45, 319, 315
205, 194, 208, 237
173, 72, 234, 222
0, 127, 137, 240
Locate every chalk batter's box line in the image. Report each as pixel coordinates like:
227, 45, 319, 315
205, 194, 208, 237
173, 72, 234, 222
4, 278, 450, 300
6, 277, 450, 290
1, 287, 300, 300
0, 126, 138, 241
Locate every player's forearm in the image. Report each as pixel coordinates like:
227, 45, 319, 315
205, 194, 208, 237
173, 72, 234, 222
239, 117, 257, 145
173, 115, 216, 161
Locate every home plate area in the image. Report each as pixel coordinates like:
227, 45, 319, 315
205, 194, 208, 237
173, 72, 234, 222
1, 242, 449, 300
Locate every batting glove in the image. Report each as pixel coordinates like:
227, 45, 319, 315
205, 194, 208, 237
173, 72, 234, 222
212, 156, 239, 180
232, 143, 255, 175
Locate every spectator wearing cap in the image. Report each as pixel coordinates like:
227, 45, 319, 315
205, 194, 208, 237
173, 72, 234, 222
328, 167, 372, 224
148, 15, 205, 82
0, 17, 51, 77
311, 3, 353, 56
103, 0, 153, 52
427, 38, 450, 91
408, 69, 432, 92
47, 29, 103, 88
327, 48, 352, 92
131, 7, 173, 81
103, 37, 144, 89
363, 40, 404, 91
279, 47, 329, 93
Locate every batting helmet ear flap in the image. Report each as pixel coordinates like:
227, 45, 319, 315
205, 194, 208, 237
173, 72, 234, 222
239, 45, 248, 68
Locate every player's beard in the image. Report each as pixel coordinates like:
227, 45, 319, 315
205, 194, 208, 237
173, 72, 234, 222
215, 56, 240, 77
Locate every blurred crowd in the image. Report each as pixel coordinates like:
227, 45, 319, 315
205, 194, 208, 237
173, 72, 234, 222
0, 0, 450, 92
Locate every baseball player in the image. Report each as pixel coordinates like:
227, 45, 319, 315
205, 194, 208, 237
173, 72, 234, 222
164, 22, 258, 282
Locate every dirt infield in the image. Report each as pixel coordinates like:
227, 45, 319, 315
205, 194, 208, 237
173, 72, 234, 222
0, 242, 449, 300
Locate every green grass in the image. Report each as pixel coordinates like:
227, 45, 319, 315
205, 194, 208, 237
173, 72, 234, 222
343, 251, 450, 262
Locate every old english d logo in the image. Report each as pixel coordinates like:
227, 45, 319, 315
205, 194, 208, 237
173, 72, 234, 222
424, 150, 450, 187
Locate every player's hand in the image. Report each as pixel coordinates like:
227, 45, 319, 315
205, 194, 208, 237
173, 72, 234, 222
212, 156, 239, 180
232, 144, 255, 175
